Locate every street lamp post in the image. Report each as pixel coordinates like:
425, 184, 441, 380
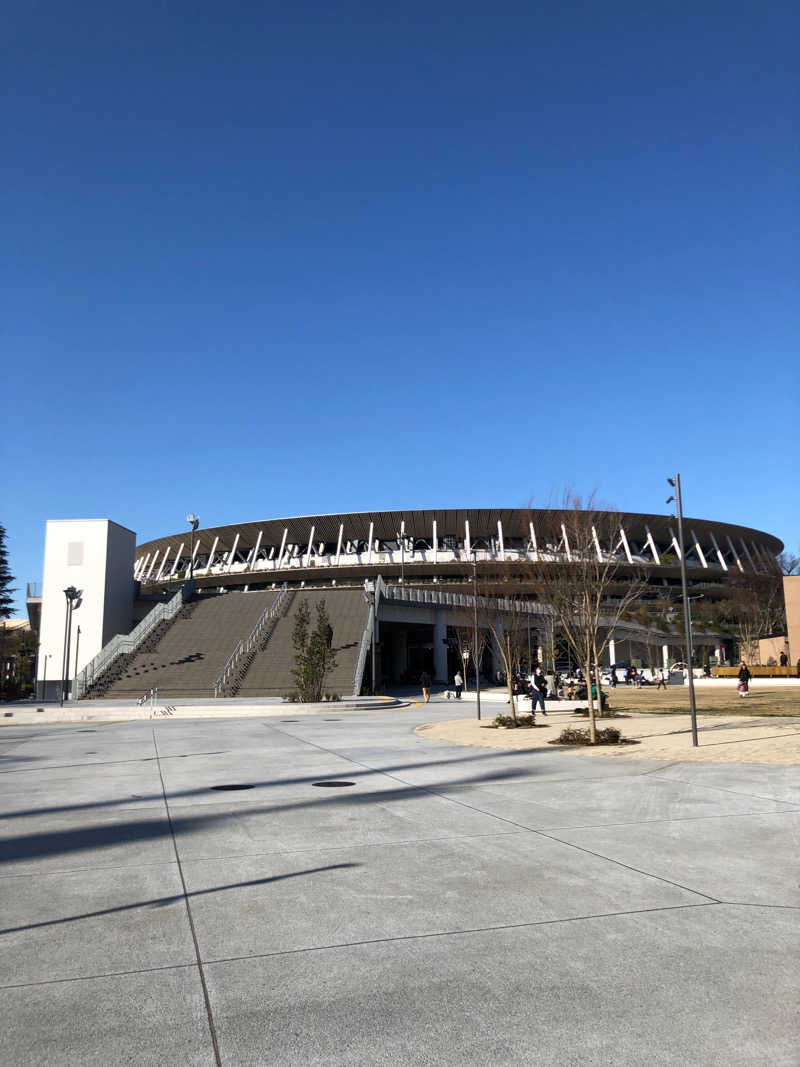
74, 625, 81, 685
472, 549, 482, 721
61, 586, 80, 705
42, 653, 48, 701
667, 474, 698, 746
187, 514, 199, 580
461, 648, 470, 693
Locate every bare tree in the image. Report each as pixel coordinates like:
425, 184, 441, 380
777, 550, 800, 576
475, 592, 531, 722
526, 495, 647, 743
723, 571, 786, 664
453, 624, 490, 692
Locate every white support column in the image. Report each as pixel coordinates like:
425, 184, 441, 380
644, 525, 660, 564
464, 520, 471, 556
432, 520, 438, 564
750, 541, 771, 573
668, 526, 682, 561
529, 521, 538, 560
276, 528, 288, 569
366, 522, 374, 565
591, 525, 603, 562
146, 550, 160, 581
497, 520, 505, 562
136, 554, 150, 580
170, 542, 184, 577
335, 524, 344, 566
618, 525, 633, 564
227, 532, 240, 572
204, 536, 219, 575
304, 525, 315, 568
608, 638, 616, 666
249, 531, 263, 572
708, 530, 728, 571
690, 530, 708, 568
662, 644, 670, 669
739, 538, 755, 571
715, 645, 723, 665
190, 538, 201, 575
156, 547, 171, 581
726, 535, 744, 572
560, 523, 572, 562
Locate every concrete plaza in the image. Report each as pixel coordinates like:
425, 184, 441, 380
1, 704, 798, 1065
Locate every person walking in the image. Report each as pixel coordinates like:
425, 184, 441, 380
737, 661, 751, 698
530, 669, 547, 715
656, 667, 667, 690
454, 670, 463, 699
779, 651, 787, 668
609, 667, 617, 689
420, 670, 432, 703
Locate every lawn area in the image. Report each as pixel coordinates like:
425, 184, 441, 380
606, 684, 800, 717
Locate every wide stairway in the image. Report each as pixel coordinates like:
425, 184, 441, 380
236, 588, 368, 698
93, 589, 280, 700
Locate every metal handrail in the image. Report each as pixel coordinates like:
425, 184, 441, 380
213, 584, 288, 697
214, 640, 243, 696
74, 581, 195, 699
383, 583, 548, 616
352, 576, 387, 696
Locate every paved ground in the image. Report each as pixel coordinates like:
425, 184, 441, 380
1, 705, 798, 1065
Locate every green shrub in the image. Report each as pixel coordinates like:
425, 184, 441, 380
282, 691, 299, 703
492, 713, 536, 728
551, 726, 626, 745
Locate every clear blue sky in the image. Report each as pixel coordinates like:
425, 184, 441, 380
3, 1, 798, 615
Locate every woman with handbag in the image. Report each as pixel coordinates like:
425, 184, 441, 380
737, 662, 751, 697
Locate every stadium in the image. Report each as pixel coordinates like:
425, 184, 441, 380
33, 508, 784, 703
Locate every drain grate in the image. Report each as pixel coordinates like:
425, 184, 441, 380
312, 780, 355, 788
281, 719, 299, 723
323, 718, 341, 722
210, 784, 255, 791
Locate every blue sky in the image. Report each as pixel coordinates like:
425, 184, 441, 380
3, 1, 798, 614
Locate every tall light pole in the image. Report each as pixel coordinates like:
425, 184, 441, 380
364, 580, 378, 695
472, 549, 482, 721
61, 586, 80, 705
396, 523, 405, 583
667, 474, 698, 746
187, 514, 199, 579
74, 625, 81, 684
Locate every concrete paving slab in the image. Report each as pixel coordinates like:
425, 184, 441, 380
168, 788, 522, 861
0, 771, 166, 817
0, 966, 214, 1066
646, 761, 800, 805
550, 810, 800, 905
183, 833, 707, 962
432, 773, 797, 831
205, 903, 799, 1067
0, 806, 177, 876
0, 863, 195, 984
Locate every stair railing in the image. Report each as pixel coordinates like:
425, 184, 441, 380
352, 575, 387, 696
214, 584, 288, 697
74, 581, 195, 699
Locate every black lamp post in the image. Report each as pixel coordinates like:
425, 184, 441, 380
61, 586, 80, 705
187, 514, 199, 579
667, 474, 698, 746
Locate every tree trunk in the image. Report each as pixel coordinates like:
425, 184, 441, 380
505, 634, 517, 722
585, 656, 597, 743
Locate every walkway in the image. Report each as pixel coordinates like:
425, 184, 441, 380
0, 707, 797, 1064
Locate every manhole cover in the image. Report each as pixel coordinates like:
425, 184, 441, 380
210, 784, 255, 791
323, 718, 341, 722
281, 719, 299, 723
312, 780, 355, 788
